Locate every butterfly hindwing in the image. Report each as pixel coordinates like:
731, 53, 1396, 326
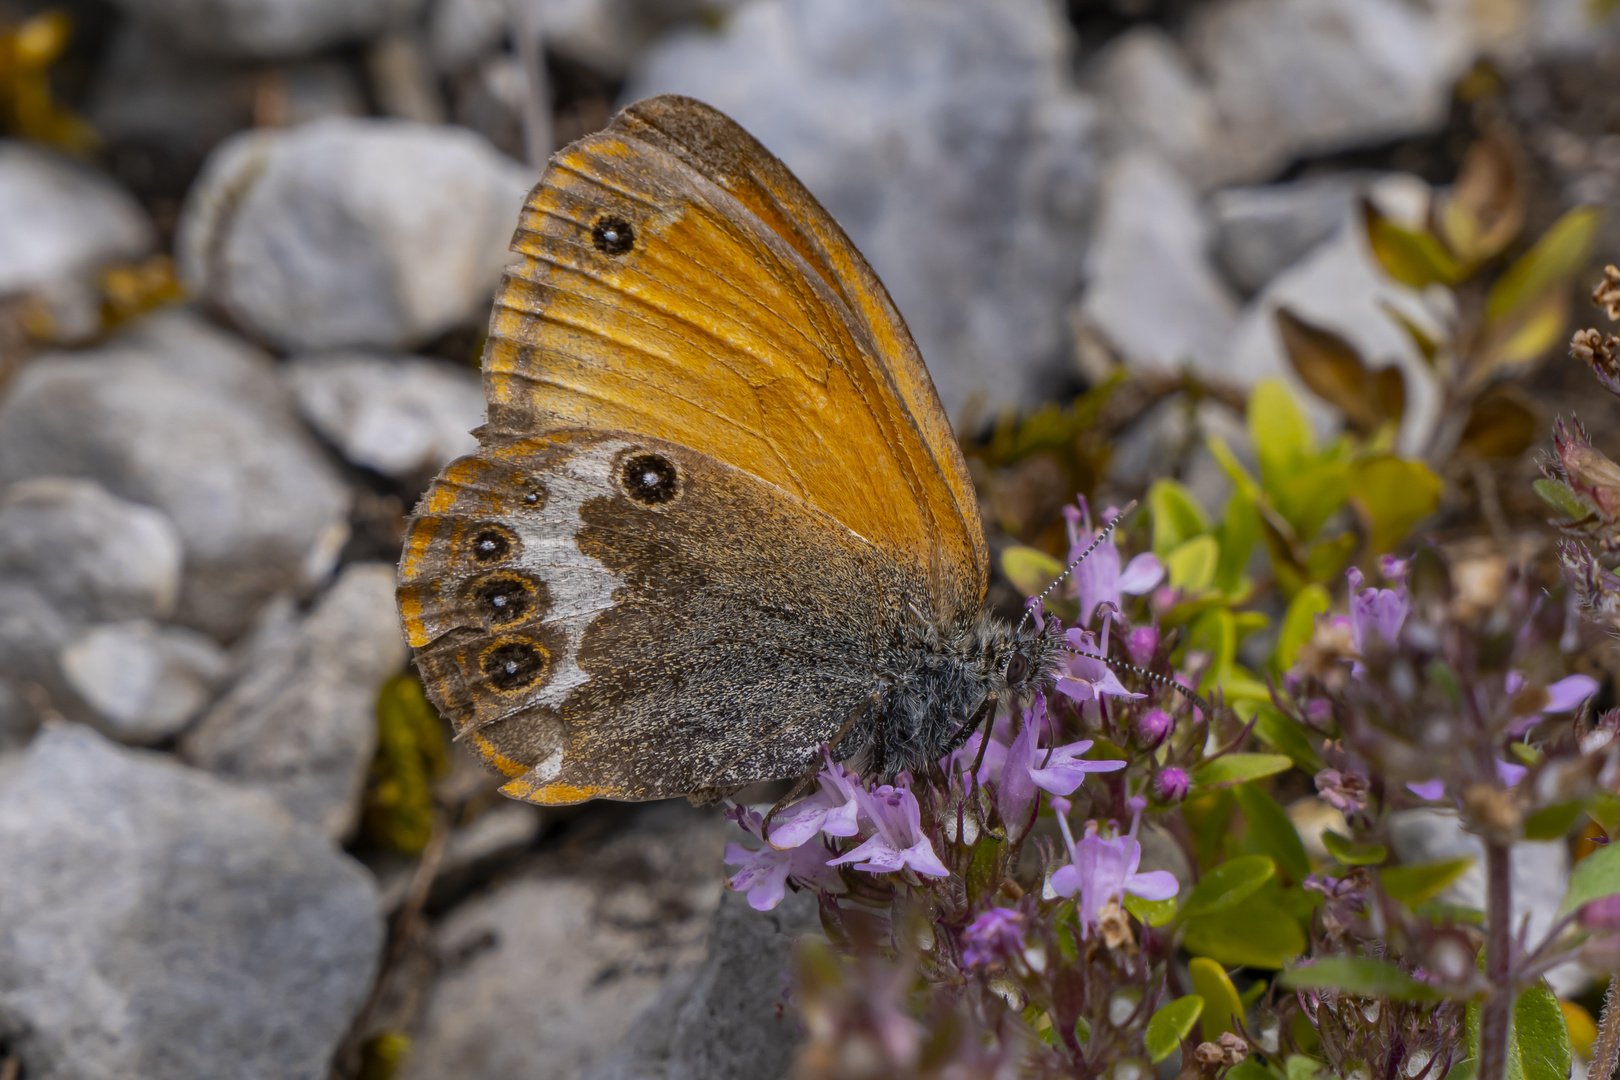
400, 430, 921, 803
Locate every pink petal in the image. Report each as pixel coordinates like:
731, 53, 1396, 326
1126, 870, 1180, 902
1406, 779, 1446, 801
1545, 674, 1599, 713
1118, 553, 1165, 594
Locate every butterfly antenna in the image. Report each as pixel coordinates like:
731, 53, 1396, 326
1063, 647, 1213, 719
1016, 499, 1139, 636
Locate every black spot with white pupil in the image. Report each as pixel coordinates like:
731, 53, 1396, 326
622, 454, 678, 504
471, 574, 533, 625
482, 642, 546, 690
470, 528, 511, 563
592, 216, 635, 256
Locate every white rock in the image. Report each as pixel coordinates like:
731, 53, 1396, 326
58, 620, 228, 743
627, 0, 1100, 419
0, 141, 154, 340
0, 477, 183, 624
0, 314, 351, 639
1074, 149, 1239, 377
1210, 173, 1369, 295
106, 0, 425, 59
178, 118, 533, 354
1086, 26, 1231, 188
284, 352, 483, 479
430, 0, 733, 76
182, 563, 407, 839
1184, 0, 1474, 182
1388, 808, 1584, 994
1220, 211, 1440, 455
0, 723, 382, 1080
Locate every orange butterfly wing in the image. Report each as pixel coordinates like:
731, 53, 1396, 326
482, 94, 988, 616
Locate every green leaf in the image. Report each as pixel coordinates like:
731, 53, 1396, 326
1382, 857, 1476, 908
1471, 288, 1571, 383
1252, 705, 1325, 774
1166, 535, 1220, 594
1192, 753, 1294, 792
1303, 531, 1358, 586
1183, 899, 1306, 969
1485, 205, 1602, 322
1145, 996, 1205, 1062
1560, 835, 1620, 914
1365, 201, 1470, 288
1523, 800, 1584, 841
1275, 583, 1331, 673
1589, 793, 1620, 837
1350, 456, 1442, 554
1322, 830, 1389, 866
1250, 380, 1317, 493
1182, 855, 1277, 919
1189, 957, 1245, 1040
1533, 477, 1595, 522
1150, 479, 1211, 558
1187, 607, 1237, 690
1272, 460, 1353, 543
1279, 956, 1443, 1000
1226, 1063, 1274, 1080
1235, 783, 1311, 883
1216, 487, 1260, 596
1124, 892, 1179, 928
1513, 982, 1572, 1080
1000, 545, 1065, 599
1286, 1055, 1326, 1080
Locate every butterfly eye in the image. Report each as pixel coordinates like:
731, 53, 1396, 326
1005, 652, 1030, 686
479, 639, 550, 692
592, 215, 636, 256
620, 453, 680, 505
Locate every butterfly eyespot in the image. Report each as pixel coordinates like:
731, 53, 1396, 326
620, 453, 679, 505
591, 215, 636, 256
466, 571, 541, 627
479, 639, 550, 692
463, 523, 519, 564
1005, 653, 1030, 685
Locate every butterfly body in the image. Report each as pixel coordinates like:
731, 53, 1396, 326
398, 95, 1061, 804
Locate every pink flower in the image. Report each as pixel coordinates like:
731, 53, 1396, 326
1055, 628, 1144, 703
1136, 709, 1174, 748
724, 806, 845, 911
1153, 767, 1190, 803
962, 907, 1026, 968
767, 753, 863, 848
828, 781, 950, 878
1065, 504, 1164, 627
1346, 565, 1407, 652
1047, 797, 1179, 935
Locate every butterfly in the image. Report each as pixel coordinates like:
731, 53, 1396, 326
396, 94, 1069, 806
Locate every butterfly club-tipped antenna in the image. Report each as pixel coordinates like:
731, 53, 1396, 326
1065, 647, 1213, 720
1015, 499, 1140, 638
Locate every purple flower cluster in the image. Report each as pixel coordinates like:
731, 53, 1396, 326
1048, 796, 1179, 936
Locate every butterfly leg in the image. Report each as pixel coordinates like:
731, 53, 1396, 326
958, 691, 1001, 779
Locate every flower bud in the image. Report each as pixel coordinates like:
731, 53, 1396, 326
1153, 767, 1190, 803
1136, 708, 1173, 747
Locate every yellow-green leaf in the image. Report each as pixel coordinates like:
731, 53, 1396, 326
1166, 535, 1220, 593
1276, 584, 1331, 673
1382, 857, 1475, 907
1485, 205, 1602, 321
1192, 753, 1294, 791
1350, 455, 1441, 554
1471, 288, 1571, 385
1146, 996, 1204, 1062
1279, 957, 1442, 1001
1001, 545, 1065, 598
1184, 900, 1306, 970
1124, 892, 1179, 927
1250, 379, 1316, 491
1534, 478, 1595, 521
1150, 478, 1211, 557
1189, 957, 1245, 1040
1183, 855, 1277, 919
1323, 830, 1388, 866
1365, 200, 1469, 288
1236, 783, 1311, 883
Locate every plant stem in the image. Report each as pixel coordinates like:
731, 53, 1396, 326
1476, 841, 1514, 1080
1592, 978, 1620, 1080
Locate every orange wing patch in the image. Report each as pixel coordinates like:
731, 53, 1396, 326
482, 95, 987, 619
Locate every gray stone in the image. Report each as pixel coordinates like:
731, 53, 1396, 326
1086, 26, 1231, 189
58, 620, 229, 744
589, 888, 820, 1080
1210, 174, 1368, 295
107, 0, 425, 60
404, 802, 727, 1080
627, 0, 1100, 420
0, 477, 183, 624
1184, 0, 1474, 182
0, 581, 80, 739
0, 314, 351, 639
0, 681, 30, 752
283, 352, 483, 480
0, 723, 382, 1080
1388, 808, 1583, 994
182, 563, 407, 839
429, 0, 734, 77
1074, 150, 1239, 377
0, 141, 154, 341
177, 118, 533, 354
